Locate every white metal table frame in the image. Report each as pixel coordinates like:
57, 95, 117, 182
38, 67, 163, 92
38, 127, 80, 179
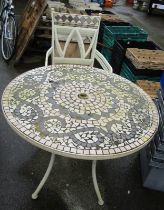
1, 65, 159, 206
31, 154, 104, 205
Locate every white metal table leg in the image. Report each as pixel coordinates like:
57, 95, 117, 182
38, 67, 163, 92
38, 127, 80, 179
92, 160, 104, 206
32, 153, 55, 199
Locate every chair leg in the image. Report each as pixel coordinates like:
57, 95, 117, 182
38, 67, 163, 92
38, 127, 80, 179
32, 153, 55, 199
92, 160, 104, 206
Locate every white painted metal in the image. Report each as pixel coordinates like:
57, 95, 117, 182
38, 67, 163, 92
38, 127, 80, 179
95, 50, 112, 73
32, 153, 55, 199
51, 11, 100, 66
31, 152, 105, 205
45, 47, 53, 67
92, 160, 104, 205
45, 11, 113, 73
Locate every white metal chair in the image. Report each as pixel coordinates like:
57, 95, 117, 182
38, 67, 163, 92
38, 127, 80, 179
45, 11, 113, 73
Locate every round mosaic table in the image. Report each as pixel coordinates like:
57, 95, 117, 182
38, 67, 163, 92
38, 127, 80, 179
1, 65, 159, 205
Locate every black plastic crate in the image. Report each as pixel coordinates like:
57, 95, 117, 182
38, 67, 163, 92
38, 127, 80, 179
143, 142, 164, 168
153, 97, 164, 152
140, 146, 164, 192
150, 137, 164, 160
154, 134, 164, 151
140, 88, 164, 191
151, 147, 164, 161
157, 89, 164, 119
111, 40, 162, 74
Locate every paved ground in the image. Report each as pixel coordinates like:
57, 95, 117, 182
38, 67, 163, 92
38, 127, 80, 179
111, 5, 164, 49
0, 2, 164, 210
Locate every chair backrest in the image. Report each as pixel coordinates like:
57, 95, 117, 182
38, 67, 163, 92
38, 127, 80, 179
51, 11, 101, 66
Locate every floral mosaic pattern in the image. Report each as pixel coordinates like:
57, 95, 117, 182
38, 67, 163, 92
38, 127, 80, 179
2, 65, 159, 159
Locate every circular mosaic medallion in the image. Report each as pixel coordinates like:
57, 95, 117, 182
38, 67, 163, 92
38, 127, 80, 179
1, 65, 159, 160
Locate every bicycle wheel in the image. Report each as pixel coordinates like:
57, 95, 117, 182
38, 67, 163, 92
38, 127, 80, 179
1, 14, 17, 61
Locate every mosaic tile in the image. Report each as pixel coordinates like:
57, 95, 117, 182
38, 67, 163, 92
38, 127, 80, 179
40, 139, 47, 144
45, 141, 52, 146
109, 149, 115, 154
120, 147, 126, 152
1, 65, 159, 159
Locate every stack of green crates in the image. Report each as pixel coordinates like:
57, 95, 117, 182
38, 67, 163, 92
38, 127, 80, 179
120, 63, 161, 83
101, 26, 148, 63
103, 26, 148, 48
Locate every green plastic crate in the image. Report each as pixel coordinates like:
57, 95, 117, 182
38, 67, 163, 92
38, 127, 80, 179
103, 26, 148, 48
101, 48, 112, 63
120, 63, 136, 82
120, 63, 160, 82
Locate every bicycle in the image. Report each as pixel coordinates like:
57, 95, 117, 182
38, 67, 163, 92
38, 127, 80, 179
0, 0, 17, 61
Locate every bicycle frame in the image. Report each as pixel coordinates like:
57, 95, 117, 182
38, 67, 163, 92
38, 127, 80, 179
0, 0, 14, 20
1, 0, 14, 39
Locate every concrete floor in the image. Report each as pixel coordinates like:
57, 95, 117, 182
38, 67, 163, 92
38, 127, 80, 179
0, 2, 164, 210
111, 5, 164, 49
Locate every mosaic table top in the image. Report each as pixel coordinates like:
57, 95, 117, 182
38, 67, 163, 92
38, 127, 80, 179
1, 65, 159, 160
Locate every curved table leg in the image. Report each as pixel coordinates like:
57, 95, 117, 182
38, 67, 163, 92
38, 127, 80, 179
32, 153, 55, 199
92, 160, 104, 206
